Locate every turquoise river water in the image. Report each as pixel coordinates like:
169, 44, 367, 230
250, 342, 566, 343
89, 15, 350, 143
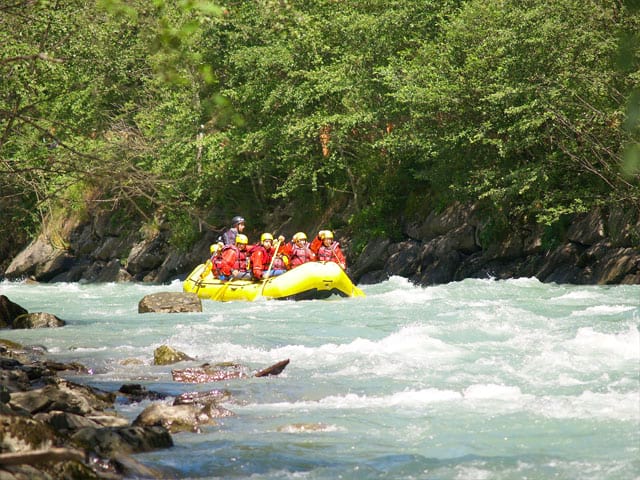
1, 277, 639, 479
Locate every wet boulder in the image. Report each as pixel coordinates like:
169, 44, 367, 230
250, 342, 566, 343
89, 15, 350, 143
153, 345, 194, 365
0, 296, 29, 328
0, 415, 57, 452
138, 292, 202, 313
126, 233, 169, 278
95, 259, 133, 283
3, 234, 56, 281
34, 411, 103, 432
276, 422, 333, 433
9, 377, 115, 416
118, 383, 168, 403
173, 389, 232, 405
71, 425, 173, 457
132, 401, 234, 433
11, 312, 66, 329
0, 349, 174, 479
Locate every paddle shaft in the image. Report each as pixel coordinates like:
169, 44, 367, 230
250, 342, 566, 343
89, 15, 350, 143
260, 239, 281, 296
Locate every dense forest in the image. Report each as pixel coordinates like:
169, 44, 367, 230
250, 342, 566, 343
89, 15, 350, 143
1, 0, 639, 264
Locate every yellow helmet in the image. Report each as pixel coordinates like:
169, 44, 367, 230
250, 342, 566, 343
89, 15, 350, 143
210, 241, 223, 254
236, 234, 248, 245
321, 230, 334, 240
261, 232, 274, 242
293, 232, 307, 242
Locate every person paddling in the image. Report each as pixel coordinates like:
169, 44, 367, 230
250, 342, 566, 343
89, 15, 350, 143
199, 241, 224, 280
311, 230, 346, 270
281, 232, 316, 268
219, 234, 251, 280
250, 233, 286, 280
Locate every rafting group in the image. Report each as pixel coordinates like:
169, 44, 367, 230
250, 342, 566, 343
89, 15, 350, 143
183, 216, 364, 301
201, 216, 347, 282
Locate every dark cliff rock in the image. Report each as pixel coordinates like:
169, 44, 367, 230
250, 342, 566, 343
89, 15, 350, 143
352, 206, 640, 286
1, 205, 639, 286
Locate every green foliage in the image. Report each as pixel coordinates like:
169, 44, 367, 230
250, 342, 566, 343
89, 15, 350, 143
166, 211, 202, 251
476, 215, 510, 250
1, 0, 639, 257
540, 215, 573, 251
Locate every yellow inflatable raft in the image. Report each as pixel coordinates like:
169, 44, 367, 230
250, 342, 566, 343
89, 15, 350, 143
183, 261, 365, 302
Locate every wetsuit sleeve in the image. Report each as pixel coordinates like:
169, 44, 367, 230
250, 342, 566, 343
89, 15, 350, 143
334, 246, 346, 269
220, 249, 235, 276
309, 236, 322, 254
251, 250, 264, 278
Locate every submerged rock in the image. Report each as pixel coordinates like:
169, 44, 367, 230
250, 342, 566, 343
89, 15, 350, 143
172, 359, 290, 383
172, 362, 249, 383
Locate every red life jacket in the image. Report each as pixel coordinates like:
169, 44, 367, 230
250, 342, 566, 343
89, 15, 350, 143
290, 243, 314, 267
317, 242, 339, 262
249, 244, 271, 278
211, 253, 225, 277
271, 254, 287, 270
222, 245, 249, 272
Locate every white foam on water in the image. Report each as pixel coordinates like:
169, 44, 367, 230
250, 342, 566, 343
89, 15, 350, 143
244, 387, 463, 412
374, 286, 439, 305
244, 379, 638, 422
503, 323, 640, 391
3, 278, 639, 479
570, 305, 637, 316
458, 382, 639, 421
243, 380, 639, 424
274, 423, 344, 434
462, 383, 526, 400
567, 325, 639, 361
551, 289, 603, 302
173, 323, 462, 378
532, 390, 640, 421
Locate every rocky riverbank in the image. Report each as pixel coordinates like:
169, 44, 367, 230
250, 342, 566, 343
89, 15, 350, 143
1, 294, 293, 479
1, 205, 639, 286
0, 339, 172, 479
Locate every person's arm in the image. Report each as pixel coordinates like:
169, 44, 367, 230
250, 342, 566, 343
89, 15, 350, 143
279, 243, 292, 269
333, 245, 346, 269
309, 235, 322, 254
220, 249, 234, 276
280, 242, 292, 256
306, 246, 317, 261
251, 250, 264, 279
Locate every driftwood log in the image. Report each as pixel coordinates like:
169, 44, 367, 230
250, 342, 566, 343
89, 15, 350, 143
0, 448, 85, 466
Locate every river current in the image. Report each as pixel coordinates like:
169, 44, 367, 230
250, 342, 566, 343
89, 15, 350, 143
1, 277, 638, 479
